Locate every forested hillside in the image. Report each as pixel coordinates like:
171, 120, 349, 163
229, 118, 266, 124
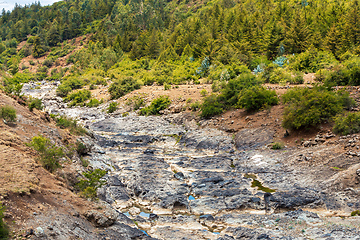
2, 0, 360, 124
2, 0, 360, 57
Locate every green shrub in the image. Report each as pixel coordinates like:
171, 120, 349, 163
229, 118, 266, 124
65, 89, 91, 107
164, 83, 171, 90
282, 87, 350, 130
139, 96, 171, 116
351, 210, 360, 216
189, 101, 201, 111
54, 116, 87, 135
0, 105, 16, 122
268, 68, 292, 84
319, 57, 360, 87
80, 157, 89, 168
126, 95, 145, 110
200, 74, 263, 118
29, 135, 64, 172
107, 102, 118, 113
289, 48, 337, 73
108, 76, 141, 99
28, 97, 43, 111
76, 142, 87, 156
238, 86, 278, 111
271, 142, 284, 150
43, 58, 54, 67
290, 73, 304, 85
0, 202, 9, 240
333, 112, 360, 135
76, 169, 107, 199
56, 77, 85, 97
86, 98, 102, 108
200, 94, 224, 118
219, 73, 262, 106
321, 66, 350, 86
200, 89, 208, 97
3, 72, 33, 96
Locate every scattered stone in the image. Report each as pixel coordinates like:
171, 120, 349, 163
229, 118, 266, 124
129, 207, 141, 216
199, 214, 215, 221
84, 207, 118, 227
174, 172, 185, 181
149, 213, 159, 221
34, 227, 45, 237
144, 149, 155, 154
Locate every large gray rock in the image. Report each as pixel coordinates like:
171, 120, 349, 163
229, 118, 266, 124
235, 127, 274, 150
84, 207, 118, 227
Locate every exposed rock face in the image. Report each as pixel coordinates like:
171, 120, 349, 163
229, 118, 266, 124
84, 205, 118, 227
82, 114, 360, 239
19, 84, 360, 239
235, 127, 274, 150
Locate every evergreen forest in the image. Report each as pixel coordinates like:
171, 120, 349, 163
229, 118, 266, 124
2, 0, 360, 130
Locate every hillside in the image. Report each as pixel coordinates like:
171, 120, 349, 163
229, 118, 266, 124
2, 0, 360, 239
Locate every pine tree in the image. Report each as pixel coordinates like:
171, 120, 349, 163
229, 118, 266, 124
113, 34, 123, 55
266, 21, 284, 60
326, 24, 341, 58
146, 29, 160, 59
346, 0, 360, 45
46, 22, 60, 47
285, 13, 310, 53
32, 36, 45, 58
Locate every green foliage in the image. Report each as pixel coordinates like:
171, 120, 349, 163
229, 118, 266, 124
108, 76, 141, 100
64, 89, 91, 107
200, 73, 265, 118
319, 57, 360, 87
54, 115, 87, 135
32, 36, 46, 58
200, 89, 208, 97
164, 83, 171, 90
29, 135, 64, 172
289, 48, 338, 73
290, 73, 304, 85
28, 97, 43, 111
268, 67, 292, 84
351, 210, 360, 216
0, 202, 9, 240
271, 142, 284, 150
333, 112, 360, 135
139, 96, 171, 116
80, 157, 89, 168
76, 142, 87, 156
5, 0, 360, 106
107, 102, 118, 113
48, 44, 75, 58
76, 169, 107, 199
0, 105, 17, 122
57, 77, 85, 97
189, 101, 200, 111
86, 98, 102, 108
282, 87, 352, 130
3, 72, 33, 96
126, 95, 146, 110
219, 73, 263, 106
42, 58, 54, 68
200, 94, 224, 118
238, 86, 278, 112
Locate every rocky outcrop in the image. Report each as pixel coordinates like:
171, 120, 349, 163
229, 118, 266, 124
235, 127, 274, 150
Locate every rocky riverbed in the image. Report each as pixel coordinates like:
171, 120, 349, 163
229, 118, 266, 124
21, 81, 360, 239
